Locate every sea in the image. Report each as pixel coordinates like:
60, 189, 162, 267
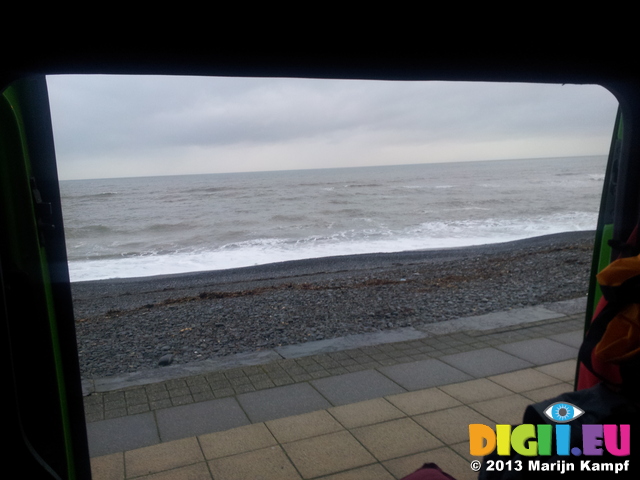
59, 156, 607, 282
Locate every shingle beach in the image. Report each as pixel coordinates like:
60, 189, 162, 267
72, 230, 594, 379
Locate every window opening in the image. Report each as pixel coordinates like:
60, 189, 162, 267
46, 75, 618, 463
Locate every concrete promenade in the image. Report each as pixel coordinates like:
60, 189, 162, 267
86, 298, 585, 479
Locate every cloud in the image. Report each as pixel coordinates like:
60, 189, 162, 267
46, 75, 619, 180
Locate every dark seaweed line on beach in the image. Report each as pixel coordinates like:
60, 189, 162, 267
73, 231, 595, 379
84, 278, 436, 321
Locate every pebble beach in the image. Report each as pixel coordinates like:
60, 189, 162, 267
72, 231, 595, 379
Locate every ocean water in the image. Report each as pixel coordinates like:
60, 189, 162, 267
59, 156, 607, 282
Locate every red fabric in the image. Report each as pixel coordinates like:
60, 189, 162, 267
400, 463, 458, 480
576, 225, 638, 390
577, 295, 622, 390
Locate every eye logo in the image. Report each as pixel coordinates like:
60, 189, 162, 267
543, 402, 584, 423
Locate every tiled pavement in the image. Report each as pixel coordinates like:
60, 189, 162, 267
87, 299, 585, 479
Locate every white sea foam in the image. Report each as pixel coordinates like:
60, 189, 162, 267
61, 157, 607, 282
68, 211, 598, 281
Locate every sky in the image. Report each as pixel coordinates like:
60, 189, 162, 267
45, 75, 620, 181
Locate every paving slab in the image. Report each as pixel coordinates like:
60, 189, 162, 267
275, 327, 427, 358
328, 398, 406, 429
549, 330, 583, 348
87, 412, 159, 457
310, 369, 406, 406
413, 405, 494, 444
416, 305, 565, 336
488, 368, 560, 393
155, 397, 249, 442
439, 348, 533, 377
438, 378, 512, 404
379, 358, 472, 390
266, 410, 344, 443
496, 338, 579, 365
90, 350, 283, 393
520, 382, 574, 403
351, 417, 442, 462
199, 423, 278, 459
543, 297, 587, 316
143, 462, 213, 480
236, 382, 332, 422
90, 453, 124, 479
535, 359, 577, 382
469, 394, 533, 425
385, 388, 461, 416
282, 430, 377, 478
124, 436, 204, 478
208, 445, 301, 480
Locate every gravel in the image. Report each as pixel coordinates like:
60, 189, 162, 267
72, 231, 595, 379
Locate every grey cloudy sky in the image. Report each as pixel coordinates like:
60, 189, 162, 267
46, 75, 619, 181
